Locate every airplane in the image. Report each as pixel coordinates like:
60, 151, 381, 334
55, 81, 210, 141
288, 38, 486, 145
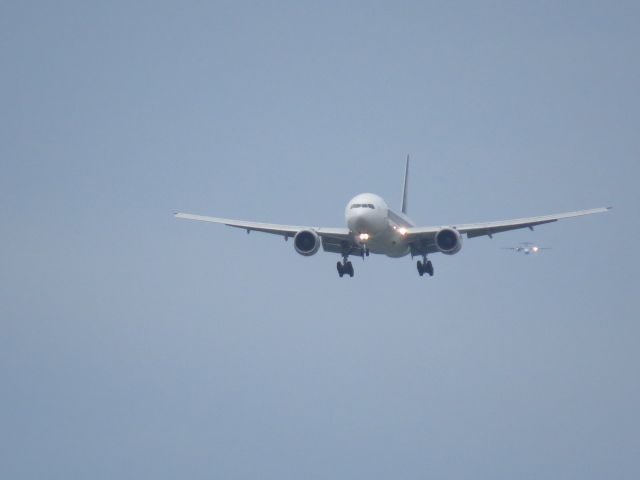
502, 242, 551, 254
175, 157, 610, 278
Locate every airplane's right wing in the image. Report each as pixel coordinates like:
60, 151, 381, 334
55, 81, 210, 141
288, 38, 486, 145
175, 212, 349, 240
175, 212, 362, 255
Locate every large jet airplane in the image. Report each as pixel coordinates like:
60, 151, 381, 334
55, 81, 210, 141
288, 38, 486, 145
175, 157, 610, 278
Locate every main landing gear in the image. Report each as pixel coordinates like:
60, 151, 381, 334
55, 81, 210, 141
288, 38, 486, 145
337, 258, 354, 278
417, 257, 434, 277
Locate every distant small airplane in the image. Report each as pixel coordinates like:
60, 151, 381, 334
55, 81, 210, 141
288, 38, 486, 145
502, 242, 550, 254
176, 156, 610, 278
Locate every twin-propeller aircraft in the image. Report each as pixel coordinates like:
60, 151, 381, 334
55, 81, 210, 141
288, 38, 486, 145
502, 242, 551, 255
176, 157, 610, 277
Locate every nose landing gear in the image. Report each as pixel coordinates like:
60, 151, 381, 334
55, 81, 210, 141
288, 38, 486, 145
337, 256, 354, 278
417, 257, 434, 277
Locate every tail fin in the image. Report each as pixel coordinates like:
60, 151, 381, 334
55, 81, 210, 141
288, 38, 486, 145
401, 155, 409, 214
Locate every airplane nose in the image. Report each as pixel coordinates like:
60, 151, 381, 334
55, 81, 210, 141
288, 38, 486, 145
351, 211, 383, 234
352, 216, 368, 232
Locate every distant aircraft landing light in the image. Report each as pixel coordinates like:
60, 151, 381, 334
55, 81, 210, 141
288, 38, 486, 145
359, 233, 370, 241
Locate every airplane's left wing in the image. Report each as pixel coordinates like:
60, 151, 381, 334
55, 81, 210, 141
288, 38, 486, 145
174, 212, 351, 241
455, 207, 611, 238
406, 207, 611, 241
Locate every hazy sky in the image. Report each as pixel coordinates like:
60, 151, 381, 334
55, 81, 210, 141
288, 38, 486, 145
1, 1, 638, 479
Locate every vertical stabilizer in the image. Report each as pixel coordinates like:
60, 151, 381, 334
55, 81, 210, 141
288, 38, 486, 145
401, 155, 409, 214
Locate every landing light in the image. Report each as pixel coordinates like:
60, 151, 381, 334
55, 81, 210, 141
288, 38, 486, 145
532, 246, 539, 253
359, 233, 370, 241
398, 227, 407, 236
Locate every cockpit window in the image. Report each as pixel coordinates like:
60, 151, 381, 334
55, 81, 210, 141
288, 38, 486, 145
350, 203, 375, 209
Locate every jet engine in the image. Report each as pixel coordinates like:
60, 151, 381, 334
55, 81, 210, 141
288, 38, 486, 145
294, 229, 321, 256
435, 227, 463, 255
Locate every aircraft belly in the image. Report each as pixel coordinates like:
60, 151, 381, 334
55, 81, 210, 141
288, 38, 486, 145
367, 229, 410, 257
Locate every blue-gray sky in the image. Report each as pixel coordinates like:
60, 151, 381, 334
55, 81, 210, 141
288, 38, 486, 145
1, 1, 638, 478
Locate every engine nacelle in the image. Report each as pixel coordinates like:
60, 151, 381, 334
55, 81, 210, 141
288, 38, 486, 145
293, 229, 321, 256
435, 227, 463, 255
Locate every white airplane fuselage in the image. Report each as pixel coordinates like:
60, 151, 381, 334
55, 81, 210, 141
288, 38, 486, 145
345, 192, 414, 258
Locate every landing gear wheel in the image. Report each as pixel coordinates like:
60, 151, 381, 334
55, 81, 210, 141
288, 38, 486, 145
345, 261, 354, 277
425, 260, 434, 277
337, 261, 344, 277
417, 260, 424, 276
